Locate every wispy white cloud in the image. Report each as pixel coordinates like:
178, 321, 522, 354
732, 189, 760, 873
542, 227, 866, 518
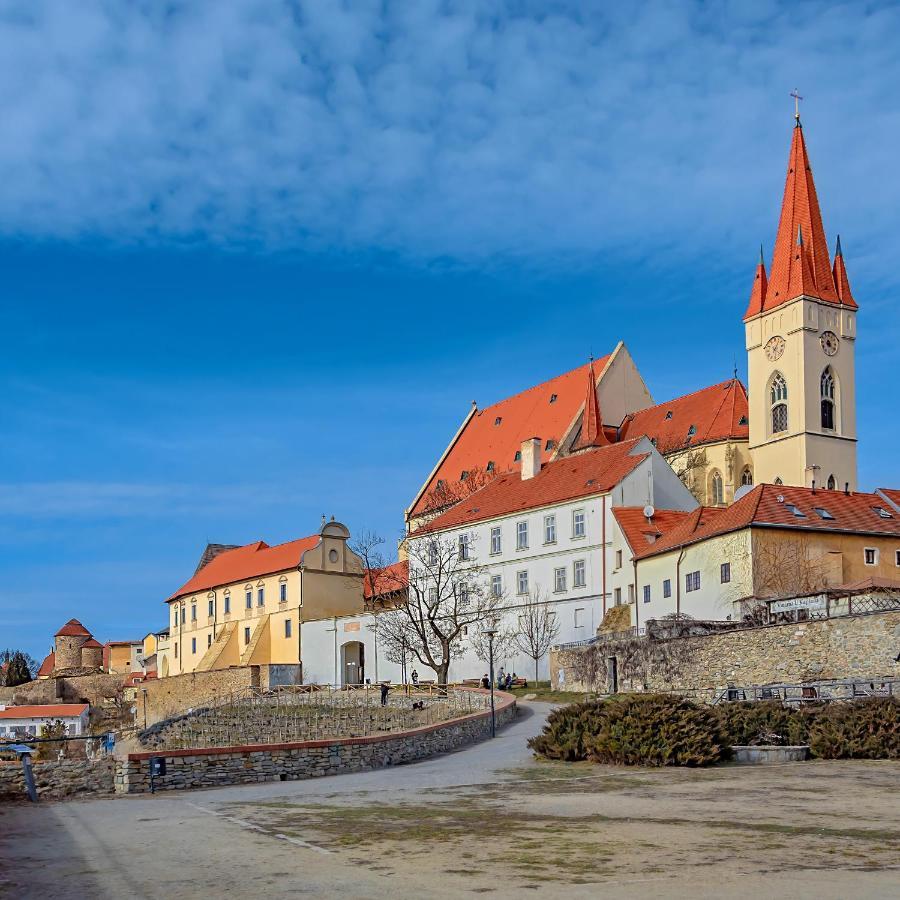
1, 1, 898, 271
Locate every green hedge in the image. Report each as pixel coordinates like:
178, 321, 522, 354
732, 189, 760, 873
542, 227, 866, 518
529, 694, 731, 767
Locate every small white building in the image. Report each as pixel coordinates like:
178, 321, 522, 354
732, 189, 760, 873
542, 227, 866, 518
0, 703, 90, 738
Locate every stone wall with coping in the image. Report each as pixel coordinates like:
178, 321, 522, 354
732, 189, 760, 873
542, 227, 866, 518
116, 690, 516, 794
551, 610, 900, 694
0, 758, 115, 802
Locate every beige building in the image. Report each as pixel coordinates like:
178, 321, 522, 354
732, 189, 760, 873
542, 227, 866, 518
162, 519, 365, 677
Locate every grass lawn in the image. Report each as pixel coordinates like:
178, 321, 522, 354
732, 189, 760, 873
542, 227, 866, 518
506, 681, 595, 704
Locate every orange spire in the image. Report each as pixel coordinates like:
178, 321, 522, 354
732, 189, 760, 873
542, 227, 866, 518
743, 244, 768, 319
832, 235, 858, 309
574, 359, 609, 450
758, 120, 839, 316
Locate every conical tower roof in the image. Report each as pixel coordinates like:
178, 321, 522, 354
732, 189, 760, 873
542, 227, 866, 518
573, 359, 609, 450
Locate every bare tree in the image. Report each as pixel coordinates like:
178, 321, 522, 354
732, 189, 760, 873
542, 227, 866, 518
750, 536, 832, 599
376, 530, 507, 686
512, 589, 560, 684
469, 616, 517, 674
351, 529, 407, 611
666, 446, 709, 503
413, 465, 497, 524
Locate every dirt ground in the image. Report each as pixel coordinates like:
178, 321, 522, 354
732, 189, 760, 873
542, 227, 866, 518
2, 702, 899, 899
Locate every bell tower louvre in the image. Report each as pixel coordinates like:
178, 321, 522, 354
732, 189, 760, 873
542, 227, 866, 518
744, 108, 858, 492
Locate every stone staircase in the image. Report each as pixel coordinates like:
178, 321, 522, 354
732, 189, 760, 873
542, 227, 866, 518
239, 615, 270, 666
196, 622, 237, 672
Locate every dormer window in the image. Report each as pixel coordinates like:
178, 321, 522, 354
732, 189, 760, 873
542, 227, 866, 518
460, 470, 469, 481
549, 394, 557, 403
873, 507, 894, 519
545, 439, 555, 451
814, 507, 834, 520
494, 416, 502, 426
687, 425, 696, 437
739, 415, 748, 426
514, 450, 521, 462
786, 504, 806, 518
665, 411, 673, 420
486, 461, 495, 472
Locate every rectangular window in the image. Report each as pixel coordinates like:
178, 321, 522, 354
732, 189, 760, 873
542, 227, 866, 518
615, 549, 623, 569
516, 521, 528, 550
490, 526, 501, 555
864, 548, 878, 566
573, 559, 586, 588
191, 603, 197, 621
663, 579, 672, 599
459, 583, 469, 606
285, 619, 292, 638
685, 571, 701, 592
517, 570, 529, 595
544, 515, 557, 544
720, 562, 731, 584
208, 599, 214, 617
174, 643, 178, 658
614, 587, 622, 605
896, 550, 900, 567
627, 584, 635, 604
429, 587, 438, 604
458, 533, 470, 560
643, 585, 651, 603
207, 633, 212, 648
191, 638, 196, 654
573, 509, 585, 538
491, 575, 502, 598
245, 591, 252, 610
574, 607, 585, 628
280, 583, 287, 603
428, 541, 439, 566
224, 595, 231, 614
180, 607, 185, 625
244, 627, 251, 644
257, 587, 265, 606
554, 567, 567, 593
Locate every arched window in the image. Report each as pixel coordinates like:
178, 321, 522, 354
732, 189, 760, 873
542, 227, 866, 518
827, 474, 836, 490
710, 470, 724, 505
741, 467, 753, 486
821, 367, 835, 430
770, 373, 788, 434
774, 477, 784, 485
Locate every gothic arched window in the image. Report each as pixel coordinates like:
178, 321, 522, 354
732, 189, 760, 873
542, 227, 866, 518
821, 367, 835, 431
770, 372, 788, 434
774, 477, 784, 485
710, 470, 724, 505
741, 467, 753, 487
827, 474, 836, 490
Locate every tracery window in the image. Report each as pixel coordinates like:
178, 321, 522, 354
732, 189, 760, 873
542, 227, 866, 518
821, 368, 835, 430
770, 372, 788, 433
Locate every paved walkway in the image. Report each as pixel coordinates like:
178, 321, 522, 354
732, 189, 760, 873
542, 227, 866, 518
2, 703, 899, 899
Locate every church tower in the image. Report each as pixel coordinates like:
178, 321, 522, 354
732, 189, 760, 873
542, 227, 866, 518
744, 112, 858, 491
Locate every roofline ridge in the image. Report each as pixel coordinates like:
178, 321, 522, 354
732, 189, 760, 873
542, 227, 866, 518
629, 378, 747, 417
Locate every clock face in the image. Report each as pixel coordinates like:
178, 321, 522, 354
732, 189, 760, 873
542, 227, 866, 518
820, 331, 839, 356
764, 336, 785, 362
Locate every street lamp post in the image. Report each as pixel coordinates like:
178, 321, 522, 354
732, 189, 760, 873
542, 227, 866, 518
482, 626, 498, 738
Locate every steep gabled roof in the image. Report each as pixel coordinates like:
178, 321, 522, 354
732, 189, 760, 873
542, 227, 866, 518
168, 535, 320, 602
635, 485, 900, 560
619, 380, 748, 454
415, 439, 649, 534
613, 507, 694, 555
408, 354, 614, 518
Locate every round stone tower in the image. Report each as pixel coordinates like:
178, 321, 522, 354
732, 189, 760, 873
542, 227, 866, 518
54, 619, 92, 670
80, 637, 104, 671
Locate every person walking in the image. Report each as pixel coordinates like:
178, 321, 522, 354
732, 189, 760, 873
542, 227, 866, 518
380, 681, 390, 707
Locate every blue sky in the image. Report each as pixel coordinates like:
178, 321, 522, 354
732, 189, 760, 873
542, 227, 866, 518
2, 1, 900, 660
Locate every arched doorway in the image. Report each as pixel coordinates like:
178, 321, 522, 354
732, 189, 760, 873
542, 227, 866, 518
340, 641, 365, 686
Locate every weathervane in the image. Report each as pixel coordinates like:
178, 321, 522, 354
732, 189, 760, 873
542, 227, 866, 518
790, 88, 803, 122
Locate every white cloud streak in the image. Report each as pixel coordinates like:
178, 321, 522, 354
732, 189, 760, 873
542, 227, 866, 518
0, 1, 898, 271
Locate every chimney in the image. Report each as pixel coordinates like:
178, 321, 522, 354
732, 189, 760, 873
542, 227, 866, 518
844, 482, 850, 495
520, 437, 542, 480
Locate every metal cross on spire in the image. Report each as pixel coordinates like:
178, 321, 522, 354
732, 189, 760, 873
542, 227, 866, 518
790, 88, 803, 122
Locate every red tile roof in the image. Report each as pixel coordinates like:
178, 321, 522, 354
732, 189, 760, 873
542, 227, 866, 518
573, 359, 609, 450
747, 121, 855, 319
613, 507, 694, 554
619, 380, 748, 454
416, 439, 649, 534
877, 488, 900, 511
363, 560, 409, 600
37, 652, 55, 677
54, 619, 91, 638
82, 638, 103, 649
0, 704, 89, 720
635, 485, 900, 560
409, 355, 613, 517
168, 535, 320, 602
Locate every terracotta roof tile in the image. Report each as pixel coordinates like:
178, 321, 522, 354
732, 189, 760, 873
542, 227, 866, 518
619, 379, 748, 453
54, 619, 92, 638
37, 652, 55, 677
363, 560, 409, 600
410, 355, 613, 517
636, 485, 900, 559
168, 535, 320, 602
81, 638, 103, 649
415, 439, 649, 534
613, 507, 694, 554
0, 704, 89, 719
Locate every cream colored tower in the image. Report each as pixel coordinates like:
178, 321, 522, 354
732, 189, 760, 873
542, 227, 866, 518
744, 118, 858, 491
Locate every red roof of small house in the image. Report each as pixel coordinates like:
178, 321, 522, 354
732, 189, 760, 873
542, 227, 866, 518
81, 638, 103, 649
123, 671, 156, 686
618, 380, 748, 454
363, 560, 409, 599
635, 485, 900, 560
409, 355, 614, 518
613, 507, 694, 555
746, 120, 855, 319
416, 439, 649, 535
168, 535, 321, 601
54, 619, 91, 638
37, 652, 55, 677
0, 704, 88, 720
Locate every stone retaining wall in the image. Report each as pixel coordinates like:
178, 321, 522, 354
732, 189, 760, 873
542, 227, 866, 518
0, 758, 115, 802
552, 610, 900, 694
116, 690, 516, 794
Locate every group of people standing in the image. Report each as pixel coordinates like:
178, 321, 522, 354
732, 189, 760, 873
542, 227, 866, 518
479, 669, 519, 691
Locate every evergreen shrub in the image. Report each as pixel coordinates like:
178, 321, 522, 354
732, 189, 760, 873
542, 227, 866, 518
807, 697, 899, 760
